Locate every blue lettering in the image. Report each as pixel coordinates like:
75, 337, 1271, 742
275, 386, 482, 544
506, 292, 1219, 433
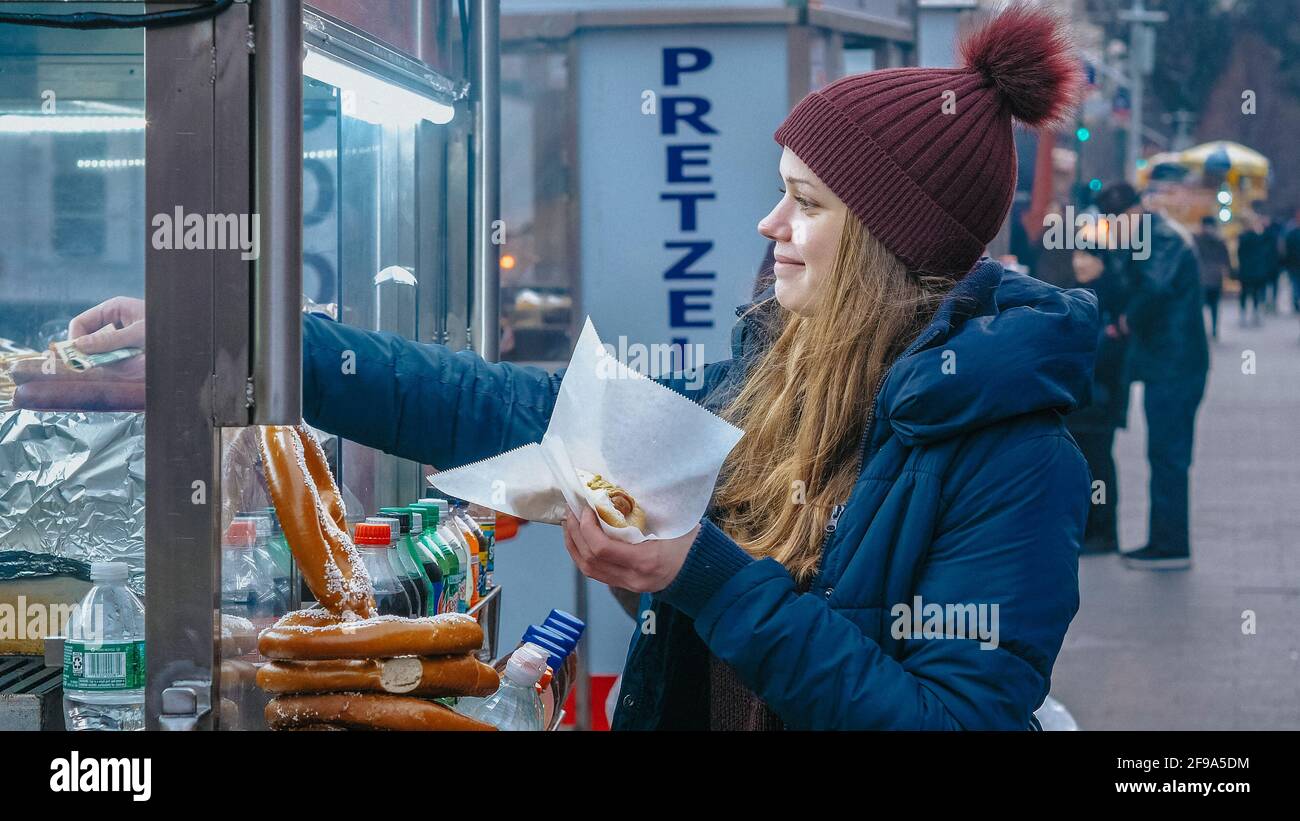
663, 47, 712, 86
664, 241, 715, 279
669, 290, 715, 328
659, 192, 715, 232
667, 144, 712, 184
660, 96, 718, 136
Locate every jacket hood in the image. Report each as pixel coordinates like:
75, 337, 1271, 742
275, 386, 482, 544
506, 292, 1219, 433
874, 258, 1100, 448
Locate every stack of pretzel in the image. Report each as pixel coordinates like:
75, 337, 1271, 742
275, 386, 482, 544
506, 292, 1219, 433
254, 425, 500, 731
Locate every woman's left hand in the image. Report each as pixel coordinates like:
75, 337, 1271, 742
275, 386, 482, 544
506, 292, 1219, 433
562, 506, 700, 593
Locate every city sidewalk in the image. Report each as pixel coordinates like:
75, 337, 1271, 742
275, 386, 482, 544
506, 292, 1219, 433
1051, 287, 1300, 730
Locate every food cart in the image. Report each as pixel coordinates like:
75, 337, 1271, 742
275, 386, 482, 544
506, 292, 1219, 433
0, 0, 520, 730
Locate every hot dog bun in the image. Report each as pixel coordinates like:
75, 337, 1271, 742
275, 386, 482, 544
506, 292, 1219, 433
576, 469, 647, 531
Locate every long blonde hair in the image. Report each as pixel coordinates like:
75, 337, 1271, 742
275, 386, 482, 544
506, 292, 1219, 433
711, 216, 953, 584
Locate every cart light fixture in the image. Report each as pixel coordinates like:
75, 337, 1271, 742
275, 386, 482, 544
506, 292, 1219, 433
303, 49, 454, 127
0, 114, 146, 134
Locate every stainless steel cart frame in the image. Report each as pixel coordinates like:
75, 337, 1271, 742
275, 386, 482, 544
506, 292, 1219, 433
141, 0, 499, 731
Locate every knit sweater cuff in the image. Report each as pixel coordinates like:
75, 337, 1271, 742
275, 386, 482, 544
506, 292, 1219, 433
657, 519, 754, 618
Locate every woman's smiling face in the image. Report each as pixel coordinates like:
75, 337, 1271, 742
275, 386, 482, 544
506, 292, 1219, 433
758, 147, 849, 316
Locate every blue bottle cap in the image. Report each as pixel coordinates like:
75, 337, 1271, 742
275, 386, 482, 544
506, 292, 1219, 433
541, 617, 581, 645
546, 608, 585, 636
524, 623, 574, 653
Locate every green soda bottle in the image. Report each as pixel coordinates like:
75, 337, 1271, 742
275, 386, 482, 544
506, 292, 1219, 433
379, 507, 437, 617
411, 501, 459, 614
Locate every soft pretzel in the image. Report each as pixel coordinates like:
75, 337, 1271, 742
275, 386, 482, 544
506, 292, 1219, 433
266, 692, 497, 731
257, 610, 483, 660
257, 425, 375, 618
256, 654, 500, 697
296, 424, 347, 533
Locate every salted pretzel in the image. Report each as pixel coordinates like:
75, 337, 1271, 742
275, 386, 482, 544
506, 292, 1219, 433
257, 609, 483, 660
266, 692, 496, 731
256, 654, 499, 697
257, 425, 375, 618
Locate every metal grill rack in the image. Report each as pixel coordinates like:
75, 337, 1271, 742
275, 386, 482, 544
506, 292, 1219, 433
0, 656, 62, 731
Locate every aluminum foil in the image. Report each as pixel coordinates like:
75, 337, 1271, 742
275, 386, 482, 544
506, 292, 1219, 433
0, 410, 145, 594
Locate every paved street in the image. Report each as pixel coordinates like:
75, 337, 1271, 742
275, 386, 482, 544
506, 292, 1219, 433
1051, 284, 1300, 730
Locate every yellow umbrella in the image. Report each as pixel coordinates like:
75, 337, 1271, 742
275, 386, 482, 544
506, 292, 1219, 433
1179, 141, 1269, 179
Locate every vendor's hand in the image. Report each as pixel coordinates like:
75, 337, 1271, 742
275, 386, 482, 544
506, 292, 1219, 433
561, 505, 699, 594
66, 296, 146, 381
9, 296, 146, 411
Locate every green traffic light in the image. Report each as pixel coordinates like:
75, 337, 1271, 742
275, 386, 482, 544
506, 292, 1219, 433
1089, 178, 1103, 191
1076, 127, 1091, 142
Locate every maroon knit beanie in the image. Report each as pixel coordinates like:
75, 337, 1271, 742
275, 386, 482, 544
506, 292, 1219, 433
774, 3, 1083, 278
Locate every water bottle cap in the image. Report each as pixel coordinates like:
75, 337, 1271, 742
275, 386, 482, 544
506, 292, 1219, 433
353, 522, 392, 545
505, 644, 548, 685
90, 561, 129, 582
223, 519, 257, 547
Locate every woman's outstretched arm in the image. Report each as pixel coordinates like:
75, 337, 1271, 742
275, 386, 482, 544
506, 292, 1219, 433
303, 313, 734, 469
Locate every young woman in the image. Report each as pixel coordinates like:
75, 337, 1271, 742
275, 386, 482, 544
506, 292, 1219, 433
56, 5, 1099, 729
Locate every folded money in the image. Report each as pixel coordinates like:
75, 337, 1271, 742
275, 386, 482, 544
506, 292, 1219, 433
50, 340, 142, 372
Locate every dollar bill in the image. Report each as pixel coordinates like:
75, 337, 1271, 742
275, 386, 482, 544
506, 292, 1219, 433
50, 340, 143, 372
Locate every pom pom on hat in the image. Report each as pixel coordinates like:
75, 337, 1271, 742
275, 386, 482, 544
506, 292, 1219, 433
960, 2, 1085, 129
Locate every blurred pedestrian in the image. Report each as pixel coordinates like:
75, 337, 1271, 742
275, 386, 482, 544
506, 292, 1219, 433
1235, 216, 1272, 327
1281, 209, 1300, 314
1096, 182, 1208, 570
1065, 248, 1131, 554
1257, 205, 1283, 314
1194, 215, 1231, 340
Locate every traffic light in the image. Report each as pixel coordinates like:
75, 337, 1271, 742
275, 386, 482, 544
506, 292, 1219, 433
1076, 126, 1091, 142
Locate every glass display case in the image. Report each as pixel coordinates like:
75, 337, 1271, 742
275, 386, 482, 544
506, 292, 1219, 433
0, 0, 499, 731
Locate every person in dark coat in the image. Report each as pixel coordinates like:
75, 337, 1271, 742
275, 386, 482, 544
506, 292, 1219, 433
1063, 248, 1130, 554
1236, 216, 1273, 327
1194, 215, 1232, 339
1095, 183, 1209, 570
1280, 212, 1300, 315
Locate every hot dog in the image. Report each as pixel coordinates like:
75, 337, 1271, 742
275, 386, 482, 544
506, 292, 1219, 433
256, 654, 500, 697
576, 468, 647, 531
266, 692, 497, 731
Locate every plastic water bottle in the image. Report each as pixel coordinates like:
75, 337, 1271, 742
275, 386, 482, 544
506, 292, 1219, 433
458, 644, 547, 731
63, 562, 146, 731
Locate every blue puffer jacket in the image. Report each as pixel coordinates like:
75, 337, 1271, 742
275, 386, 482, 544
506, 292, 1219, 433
302, 258, 1100, 731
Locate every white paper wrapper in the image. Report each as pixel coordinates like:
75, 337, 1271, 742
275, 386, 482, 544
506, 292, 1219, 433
428, 317, 744, 543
